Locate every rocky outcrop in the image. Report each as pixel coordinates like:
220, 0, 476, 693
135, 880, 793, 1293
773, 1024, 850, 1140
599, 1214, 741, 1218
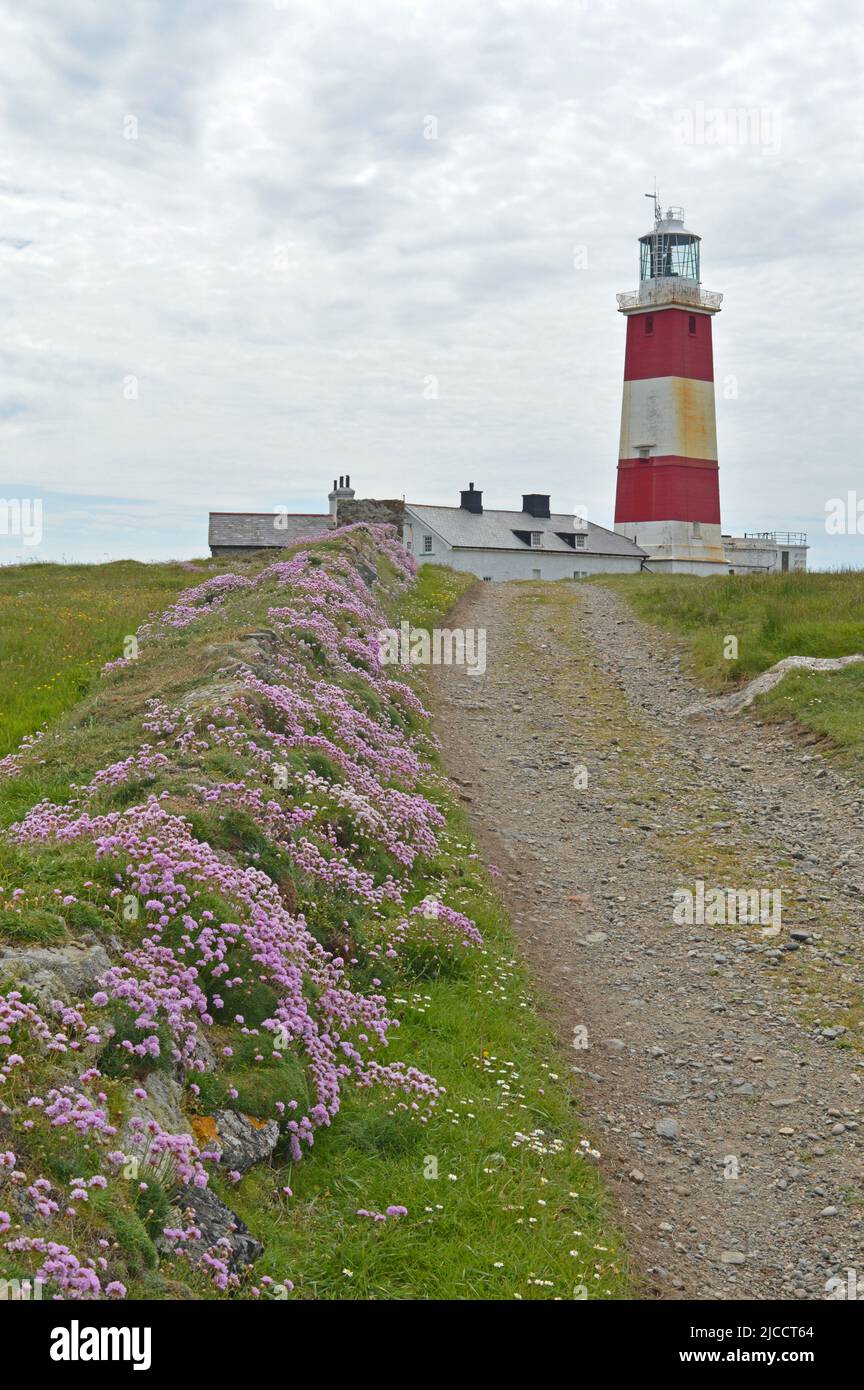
0, 941, 111, 1002
121, 1073, 191, 1146
124, 1079, 266, 1270
682, 652, 864, 717
210, 1110, 279, 1175
161, 1185, 263, 1269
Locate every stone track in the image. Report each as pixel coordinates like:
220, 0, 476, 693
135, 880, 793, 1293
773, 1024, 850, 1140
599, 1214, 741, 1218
428, 579, 864, 1301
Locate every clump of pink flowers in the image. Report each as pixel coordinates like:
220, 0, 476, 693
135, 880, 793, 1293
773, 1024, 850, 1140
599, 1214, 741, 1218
0, 523, 481, 1298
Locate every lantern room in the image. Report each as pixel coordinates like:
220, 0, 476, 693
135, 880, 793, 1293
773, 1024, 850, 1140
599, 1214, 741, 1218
639, 206, 700, 283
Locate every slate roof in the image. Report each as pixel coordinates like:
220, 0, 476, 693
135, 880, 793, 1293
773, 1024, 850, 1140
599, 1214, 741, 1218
406, 504, 646, 556
208, 512, 332, 548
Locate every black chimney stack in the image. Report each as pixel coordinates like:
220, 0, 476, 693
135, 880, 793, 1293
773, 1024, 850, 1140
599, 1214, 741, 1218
522, 493, 551, 519
460, 482, 483, 514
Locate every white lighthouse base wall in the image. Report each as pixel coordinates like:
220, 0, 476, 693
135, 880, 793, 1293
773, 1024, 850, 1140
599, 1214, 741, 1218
615, 519, 725, 564
631, 556, 731, 576
611, 527, 808, 577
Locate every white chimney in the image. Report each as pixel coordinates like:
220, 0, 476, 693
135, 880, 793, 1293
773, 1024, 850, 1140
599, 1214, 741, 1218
328, 474, 355, 523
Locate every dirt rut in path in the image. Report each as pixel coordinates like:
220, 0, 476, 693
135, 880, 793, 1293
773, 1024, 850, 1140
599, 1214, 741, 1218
428, 579, 864, 1301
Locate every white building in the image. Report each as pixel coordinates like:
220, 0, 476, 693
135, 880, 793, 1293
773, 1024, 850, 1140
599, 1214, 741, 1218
723, 532, 808, 574
402, 485, 647, 580
208, 478, 808, 577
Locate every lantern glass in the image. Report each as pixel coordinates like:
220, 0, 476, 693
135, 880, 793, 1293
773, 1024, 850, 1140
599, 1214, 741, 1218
639, 232, 700, 283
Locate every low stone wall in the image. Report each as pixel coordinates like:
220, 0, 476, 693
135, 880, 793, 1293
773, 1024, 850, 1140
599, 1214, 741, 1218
337, 498, 406, 529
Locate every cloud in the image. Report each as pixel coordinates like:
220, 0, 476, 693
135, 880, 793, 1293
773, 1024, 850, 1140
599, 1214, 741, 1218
0, 0, 861, 568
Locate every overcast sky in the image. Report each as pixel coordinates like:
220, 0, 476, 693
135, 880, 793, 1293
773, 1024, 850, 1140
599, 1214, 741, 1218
1, 0, 862, 567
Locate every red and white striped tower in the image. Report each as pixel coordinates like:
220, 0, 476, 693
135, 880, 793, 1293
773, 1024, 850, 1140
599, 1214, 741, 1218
614, 197, 726, 572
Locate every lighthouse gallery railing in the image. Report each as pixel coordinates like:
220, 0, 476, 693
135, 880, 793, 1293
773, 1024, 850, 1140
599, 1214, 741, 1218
616, 283, 723, 312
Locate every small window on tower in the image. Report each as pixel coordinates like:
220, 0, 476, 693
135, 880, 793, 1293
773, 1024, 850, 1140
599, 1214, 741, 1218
645, 315, 654, 335
688, 315, 697, 335
423, 535, 433, 553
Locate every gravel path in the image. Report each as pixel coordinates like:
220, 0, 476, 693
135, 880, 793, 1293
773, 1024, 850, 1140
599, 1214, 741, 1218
428, 578, 864, 1301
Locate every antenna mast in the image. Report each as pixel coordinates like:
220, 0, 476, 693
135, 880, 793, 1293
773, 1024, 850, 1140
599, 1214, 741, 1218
644, 181, 661, 225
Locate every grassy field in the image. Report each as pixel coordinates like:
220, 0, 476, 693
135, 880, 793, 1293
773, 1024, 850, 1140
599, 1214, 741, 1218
600, 569, 864, 773
0, 545, 628, 1301
0, 560, 208, 757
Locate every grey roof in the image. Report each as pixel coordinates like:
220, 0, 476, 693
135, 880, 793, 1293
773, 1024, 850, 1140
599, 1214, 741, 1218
209, 512, 331, 548
406, 504, 646, 557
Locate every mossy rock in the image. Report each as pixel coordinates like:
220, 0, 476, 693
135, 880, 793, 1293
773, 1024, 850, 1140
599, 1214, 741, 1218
196, 1047, 309, 1122
94, 1194, 158, 1272
0, 908, 67, 946
208, 974, 280, 1030
99, 1004, 175, 1079
64, 900, 105, 933
136, 1180, 173, 1240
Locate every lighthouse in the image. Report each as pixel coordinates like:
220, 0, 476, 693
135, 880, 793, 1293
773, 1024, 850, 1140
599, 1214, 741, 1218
614, 197, 726, 573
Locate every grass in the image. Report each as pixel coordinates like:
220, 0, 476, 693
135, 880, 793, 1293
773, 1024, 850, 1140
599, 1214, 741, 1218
227, 801, 627, 1301
0, 559, 220, 757
600, 568, 864, 775
0, 547, 629, 1301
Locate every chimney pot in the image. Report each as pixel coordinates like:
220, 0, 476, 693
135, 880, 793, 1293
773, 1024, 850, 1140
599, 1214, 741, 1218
460, 484, 483, 514
522, 493, 551, 519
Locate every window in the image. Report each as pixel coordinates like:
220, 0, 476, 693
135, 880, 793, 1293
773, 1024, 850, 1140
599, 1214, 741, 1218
781, 550, 789, 572
530, 531, 542, 547
688, 315, 696, 334
573, 571, 588, 580
483, 576, 492, 582
637, 446, 651, 459
575, 533, 587, 548
645, 315, 654, 335
692, 521, 701, 538
422, 535, 433, 553
532, 568, 541, 580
